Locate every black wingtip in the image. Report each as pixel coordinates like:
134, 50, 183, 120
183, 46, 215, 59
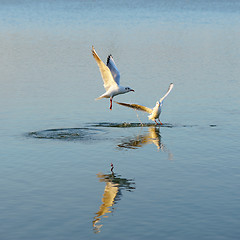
107, 54, 112, 65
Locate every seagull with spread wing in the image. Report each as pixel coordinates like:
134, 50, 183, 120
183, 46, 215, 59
91, 46, 134, 110
115, 83, 174, 125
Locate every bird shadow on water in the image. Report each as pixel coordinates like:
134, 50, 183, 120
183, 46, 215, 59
93, 165, 136, 234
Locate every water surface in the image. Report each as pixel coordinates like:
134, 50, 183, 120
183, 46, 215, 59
0, 1, 240, 239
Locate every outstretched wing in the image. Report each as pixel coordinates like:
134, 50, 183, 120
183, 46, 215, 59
160, 83, 174, 103
115, 101, 153, 114
92, 46, 118, 91
107, 55, 120, 85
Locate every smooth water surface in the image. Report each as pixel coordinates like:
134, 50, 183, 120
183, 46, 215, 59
1, 1, 240, 239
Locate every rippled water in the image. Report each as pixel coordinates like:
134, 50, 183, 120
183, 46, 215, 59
1, 1, 240, 239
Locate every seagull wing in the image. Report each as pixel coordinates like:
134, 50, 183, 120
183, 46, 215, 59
160, 83, 174, 103
92, 46, 118, 91
107, 55, 120, 85
115, 101, 153, 114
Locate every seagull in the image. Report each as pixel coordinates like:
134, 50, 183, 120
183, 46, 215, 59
91, 46, 134, 110
115, 83, 174, 125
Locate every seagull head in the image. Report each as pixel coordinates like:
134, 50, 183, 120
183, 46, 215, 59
124, 87, 135, 93
155, 101, 162, 109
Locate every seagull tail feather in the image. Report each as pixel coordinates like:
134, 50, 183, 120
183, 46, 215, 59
95, 94, 106, 100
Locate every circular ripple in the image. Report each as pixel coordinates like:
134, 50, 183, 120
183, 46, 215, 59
28, 128, 106, 141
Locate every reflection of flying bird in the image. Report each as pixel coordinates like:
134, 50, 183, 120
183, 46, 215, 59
93, 172, 135, 233
117, 127, 173, 158
115, 83, 174, 124
91, 46, 134, 110
93, 174, 118, 233
118, 127, 163, 150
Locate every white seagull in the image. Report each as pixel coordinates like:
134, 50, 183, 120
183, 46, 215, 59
92, 46, 134, 110
115, 83, 174, 125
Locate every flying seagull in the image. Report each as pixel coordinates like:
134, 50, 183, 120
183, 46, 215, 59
91, 46, 134, 110
115, 83, 174, 125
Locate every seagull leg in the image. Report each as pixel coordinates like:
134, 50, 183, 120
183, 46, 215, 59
158, 118, 163, 125
111, 163, 114, 174
110, 97, 113, 110
154, 119, 159, 125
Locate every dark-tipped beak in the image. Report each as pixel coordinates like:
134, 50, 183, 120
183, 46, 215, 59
130, 89, 135, 92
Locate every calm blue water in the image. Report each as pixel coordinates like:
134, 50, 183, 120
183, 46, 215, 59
1, 1, 240, 239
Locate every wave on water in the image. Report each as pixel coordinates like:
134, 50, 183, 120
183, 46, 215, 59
28, 128, 106, 141
89, 122, 172, 128
27, 124, 216, 141
89, 122, 197, 128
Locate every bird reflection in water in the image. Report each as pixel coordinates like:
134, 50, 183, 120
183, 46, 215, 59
93, 164, 135, 233
117, 126, 173, 159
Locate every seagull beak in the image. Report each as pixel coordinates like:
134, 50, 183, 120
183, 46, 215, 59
130, 89, 135, 92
